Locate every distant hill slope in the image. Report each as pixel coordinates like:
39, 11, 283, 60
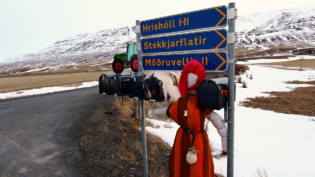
1, 5, 315, 68
1, 26, 136, 68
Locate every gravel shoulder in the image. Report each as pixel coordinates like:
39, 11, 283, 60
78, 95, 171, 177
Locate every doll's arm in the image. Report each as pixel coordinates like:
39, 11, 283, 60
148, 105, 169, 119
206, 111, 228, 153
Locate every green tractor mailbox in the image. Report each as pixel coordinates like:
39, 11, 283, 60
112, 43, 138, 74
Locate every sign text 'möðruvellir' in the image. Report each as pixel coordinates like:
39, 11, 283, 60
142, 53, 227, 71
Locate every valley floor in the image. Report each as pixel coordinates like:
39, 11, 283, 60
1, 55, 315, 176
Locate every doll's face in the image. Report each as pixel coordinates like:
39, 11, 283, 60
188, 73, 198, 88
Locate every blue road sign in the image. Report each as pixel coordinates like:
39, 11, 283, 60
140, 6, 227, 37
142, 52, 227, 71
141, 30, 227, 54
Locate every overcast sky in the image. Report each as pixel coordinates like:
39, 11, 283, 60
0, 0, 314, 63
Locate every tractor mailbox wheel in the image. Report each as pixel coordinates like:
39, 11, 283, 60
130, 55, 138, 73
112, 59, 124, 74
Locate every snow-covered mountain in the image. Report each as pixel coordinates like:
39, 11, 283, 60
1, 26, 136, 68
236, 5, 315, 49
1, 5, 315, 69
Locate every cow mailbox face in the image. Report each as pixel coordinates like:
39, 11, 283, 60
109, 73, 133, 96
144, 74, 165, 102
128, 73, 147, 99
197, 79, 228, 110
99, 74, 113, 94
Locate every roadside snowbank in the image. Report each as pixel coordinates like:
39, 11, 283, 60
0, 81, 98, 100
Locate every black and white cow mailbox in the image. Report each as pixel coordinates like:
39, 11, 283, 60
197, 77, 230, 110
128, 73, 147, 99
99, 74, 114, 94
144, 74, 165, 102
109, 73, 133, 96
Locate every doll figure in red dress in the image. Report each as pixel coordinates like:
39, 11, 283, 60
148, 60, 228, 177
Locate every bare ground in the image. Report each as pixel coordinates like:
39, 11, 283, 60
77, 96, 171, 177
239, 86, 315, 117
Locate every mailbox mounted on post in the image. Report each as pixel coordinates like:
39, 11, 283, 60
109, 73, 133, 96
197, 77, 233, 110
99, 74, 114, 95
129, 73, 147, 99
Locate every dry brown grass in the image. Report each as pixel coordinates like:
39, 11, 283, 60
144, 100, 171, 121
285, 80, 315, 85
0, 71, 107, 93
163, 124, 173, 128
150, 145, 159, 155
145, 120, 154, 127
236, 48, 263, 57
0, 57, 144, 93
98, 124, 108, 134
114, 97, 171, 121
147, 156, 156, 165
266, 66, 303, 71
119, 125, 130, 133
252, 59, 315, 69
236, 44, 315, 59
118, 142, 135, 164
255, 167, 268, 177
134, 141, 143, 155
240, 86, 315, 116
114, 97, 138, 119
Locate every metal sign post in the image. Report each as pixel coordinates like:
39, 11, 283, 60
135, 20, 148, 177
227, 2, 236, 177
134, 3, 236, 177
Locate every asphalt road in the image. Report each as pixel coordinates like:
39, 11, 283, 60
0, 86, 104, 177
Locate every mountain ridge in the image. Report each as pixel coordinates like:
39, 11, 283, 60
1, 5, 315, 69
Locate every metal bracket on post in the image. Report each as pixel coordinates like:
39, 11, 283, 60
136, 42, 142, 51
227, 8, 237, 19
224, 104, 228, 122
227, 33, 237, 44
227, 59, 235, 63
135, 25, 141, 33
225, 106, 235, 123
225, 121, 235, 124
